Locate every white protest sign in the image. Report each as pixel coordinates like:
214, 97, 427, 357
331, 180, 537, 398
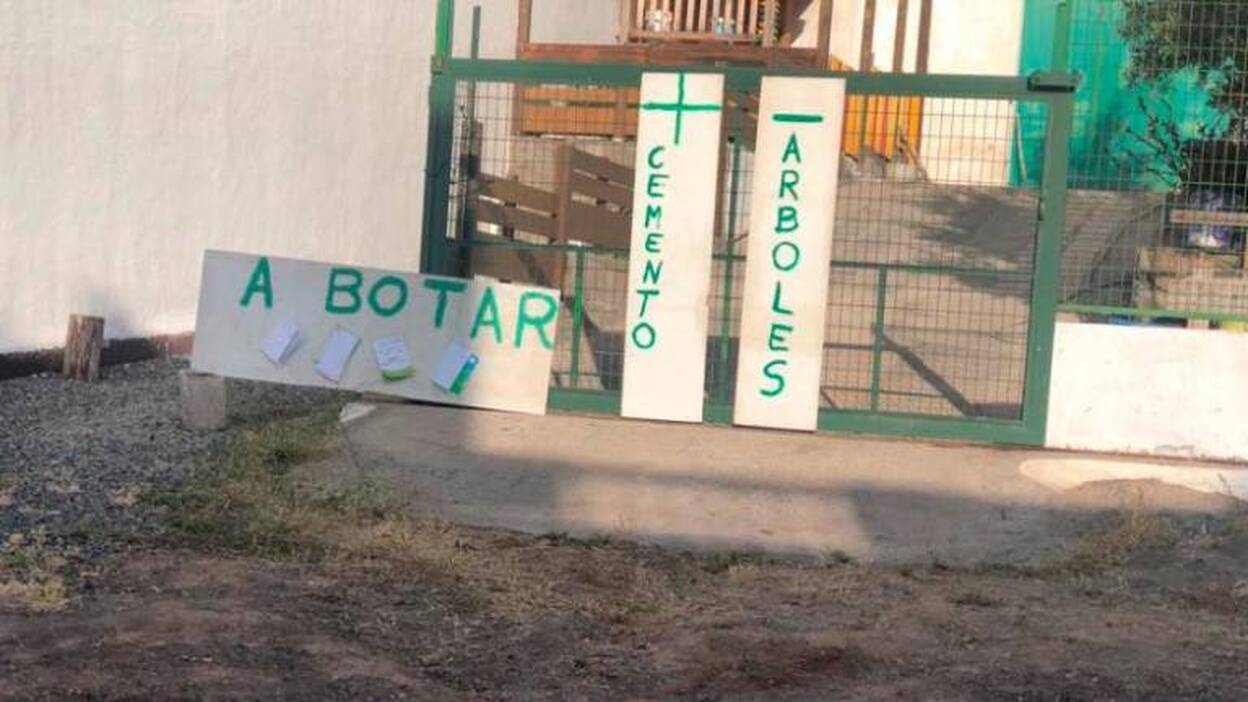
733, 77, 846, 431
191, 250, 559, 415
621, 72, 725, 423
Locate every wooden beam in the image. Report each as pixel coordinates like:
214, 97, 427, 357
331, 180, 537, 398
563, 202, 631, 247
569, 172, 633, 208
553, 144, 576, 242
479, 174, 560, 213
517, 41, 820, 68
815, 0, 835, 64
1170, 209, 1248, 228
517, 0, 532, 49
475, 200, 558, 238
860, 0, 876, 71
63, 314, 103, 382
916, 0, 933, 74
569, 148, 635, 186
892, 0, 909, 72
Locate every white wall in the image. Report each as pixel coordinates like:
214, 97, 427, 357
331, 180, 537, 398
1047, 323, 1248, 463
529, 0, 619, 44
0, 0, 518, 354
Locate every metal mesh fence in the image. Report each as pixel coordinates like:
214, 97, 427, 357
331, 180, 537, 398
442, 78, 1048, 421
1055, 0, 1248, 327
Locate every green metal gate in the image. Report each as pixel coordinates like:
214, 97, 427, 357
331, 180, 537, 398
421, 5, 1076, 446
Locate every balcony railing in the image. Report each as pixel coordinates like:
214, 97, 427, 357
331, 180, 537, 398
507, 0, 927, 164
622, 0, 781, 46
515, 0, 832, 69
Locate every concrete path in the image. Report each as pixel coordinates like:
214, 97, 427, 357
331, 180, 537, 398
333, 402, 1244, 564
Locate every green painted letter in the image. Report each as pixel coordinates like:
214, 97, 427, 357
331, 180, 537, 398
647, 145, 666, 169
775, 206, 799, 234
325, 267, 363, 314
772, 241, 801, 272
631, 322, 656, 350
771, 281, 793, 316
642, 259, 663, 285
782, 133, 802, 164
367, 275, 409, 317
644, 232, 664, 254
647, 173, 670, 198
423, 278, 466, 328
779, 169, 801, 201
470, 286, 503, 344
761, 359, 788, 397
239, 257, 274, 309
636, 288, 660, 318
644, 204, 663, 229
768, 323, 794, 352
515, 291, 558, 350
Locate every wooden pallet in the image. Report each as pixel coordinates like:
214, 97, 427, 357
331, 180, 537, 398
467, 145, 634, 289
1135, 246, 1248, 328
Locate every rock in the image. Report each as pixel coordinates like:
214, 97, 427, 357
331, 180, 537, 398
1232, 580, 1248, 600
339, 402, 376, 424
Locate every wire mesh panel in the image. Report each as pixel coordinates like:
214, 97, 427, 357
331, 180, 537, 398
1052, 0, 1248, 326
430, 67, 1063, 438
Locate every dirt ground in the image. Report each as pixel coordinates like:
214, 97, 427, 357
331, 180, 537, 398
3, 400, 1248, 700
3, 526, 1248, 701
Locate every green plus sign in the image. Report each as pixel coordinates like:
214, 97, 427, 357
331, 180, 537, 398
639, 73, 721, 146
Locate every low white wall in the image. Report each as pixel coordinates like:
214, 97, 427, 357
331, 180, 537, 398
1047, 322, 1248, 463
0, 0, 519, 355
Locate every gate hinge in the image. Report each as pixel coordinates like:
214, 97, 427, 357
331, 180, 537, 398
1027, 71, 1080, 93
431, 54, 449, 74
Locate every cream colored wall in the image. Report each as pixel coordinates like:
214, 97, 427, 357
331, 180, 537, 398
529, 0, 619, 44
785, 0, 858, 64
790, 0, 1027, 185
791, 0, 1026, 75
0, 1, 1031, 354
914, 0, 1027, 185
0, 0, 518, 354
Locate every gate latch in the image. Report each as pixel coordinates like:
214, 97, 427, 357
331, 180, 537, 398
1027, 71, 1080, 93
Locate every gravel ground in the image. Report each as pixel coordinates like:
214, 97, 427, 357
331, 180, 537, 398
0, 358, 350, 560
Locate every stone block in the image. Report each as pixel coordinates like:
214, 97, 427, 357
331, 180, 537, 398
179, 370, 227, 431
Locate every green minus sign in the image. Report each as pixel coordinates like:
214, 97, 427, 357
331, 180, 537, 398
772, 113, 825, 123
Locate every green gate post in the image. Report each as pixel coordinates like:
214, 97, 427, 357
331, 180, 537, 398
421, 0, 457, 275
1020, 74, 1076, 444
569, 247, 587, 387
716, 105, 745, 409
868, 267, 889, 412
1052, 0, 1072, 72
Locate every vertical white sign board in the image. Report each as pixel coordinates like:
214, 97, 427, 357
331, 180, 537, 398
733, 77, 846, 431
621, 72, 725, 422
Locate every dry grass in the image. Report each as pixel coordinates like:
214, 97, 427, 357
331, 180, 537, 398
146, 410, 347, 558
149, 410, 1248, 649
0, 528, 71, 612
1069, 507, 1180, 571
147, 412, 703, 626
